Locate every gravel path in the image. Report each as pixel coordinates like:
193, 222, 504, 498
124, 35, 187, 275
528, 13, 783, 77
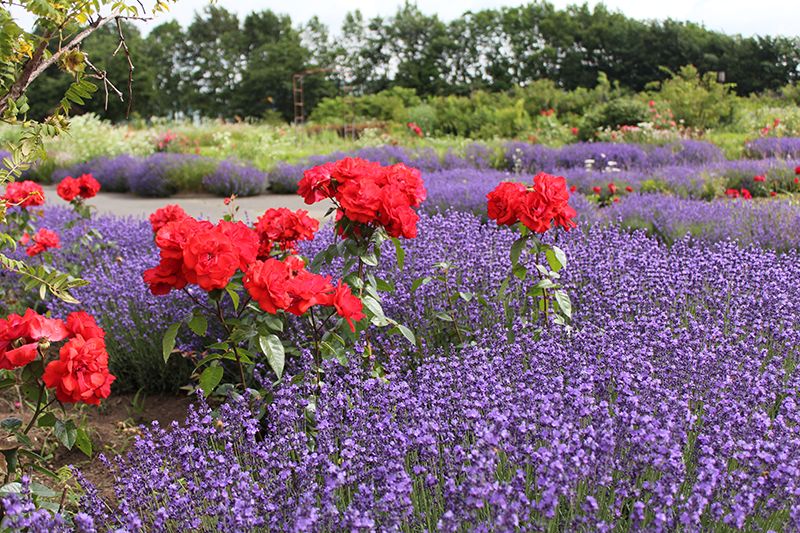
40, 185, 332, 223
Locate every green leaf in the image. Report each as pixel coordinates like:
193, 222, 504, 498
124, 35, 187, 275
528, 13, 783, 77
29, 482, 57, 497
553, 289, 573, 318
187, 314, 208, 336
534, 279, 559, 289
75, 428, 91, 457
54, 419, 77, 449
0, 418, 22, 432
390, 237, 405, 271
359, 253, 378, 267
411, 277, 432, 293
20, 384, 39, 404
512, 264, 528, 280
262, 314, 284, 332
0, 378, 16, 390
199, 366, 223, 398
510, 235, 526, 265
434, 312, 454, 322
545, 246, 568, 272
458, 291, 473, 302
225, 286, 240, 309
162, 321, 182, 363
374, 276, 395, 293
388, 324, 416, 345
37, 413, 56, 428
362, 296, 389, 326
259, 334, 285, 379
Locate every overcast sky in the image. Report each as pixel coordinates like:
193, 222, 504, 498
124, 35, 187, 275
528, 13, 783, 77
128, 0, 798, 38
8, 0, 798, 38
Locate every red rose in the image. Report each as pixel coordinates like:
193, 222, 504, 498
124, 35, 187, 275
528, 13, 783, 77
608, 182, 618, 194
216, 220, 260, 271
771, 191, 777, 196
143, 257, 187, 295
333, 284, 365, 332
593, 186, 601, 194
182, 229, 239, 290
2, 181, 45, 208
569, 185, 577, 193
57, 177, 81, 202
532, 172, 575, 231
244, 259, 293, 313
384, 163, 427, 207
753, 175, 766, 182
286, 270, 335, 316
0, 309, 68, 369
741, 189, 752, 199
155, 218, 208, 260
19, 233, 30, 245
65, 311, 105, 340
77, 174, 101, 199
256, 208, 319, 254
626, 186, 634, 193
149, 205, 190, 234
725, 189, 740, 198
336, 175, 383, 224
486, 182, 525, 226
43, 336, 115, 405
795, 166, 800, 175
516, 192, 555, 233
298, 163, 335, 204
26, 229, 60, 256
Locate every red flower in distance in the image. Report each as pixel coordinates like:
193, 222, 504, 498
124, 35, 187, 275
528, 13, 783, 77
725, 189, 740, 198
43, 336, 114, 405
333, 284, 365, 332
2, 181, 45, 208
608, 182, 618, 194
26, 228, 60, 257
626, 186, 634, 193
19, 232, 30, 245
223, 197, 231, 205
149, 205, 190, 233
244, 259, 293, 313
57, 177, 81, 202
569, 185, 577, 193
795, 166, 800, 175
753, 175, 766, 182
77, 174, 100, 199
570, 127, 578, 135
771, 191, 777, 196
487, 182, 525, 226
182, 229, 240, 290
741, 189, 752, 199
593, 186, 602, 194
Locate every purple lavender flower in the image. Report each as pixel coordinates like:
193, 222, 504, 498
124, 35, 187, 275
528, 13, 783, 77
201, 159, 267, 197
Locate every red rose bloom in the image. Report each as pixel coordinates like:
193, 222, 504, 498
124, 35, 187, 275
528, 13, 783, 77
2, 181, 45, 208
286, 270, 335, 316
77, 174, 101, 199
155, 218, 209, 260
487, 182, 526, 226
337, 176, 383, 224
26, 228, 60, 257
795, 166, 800, 175
725, 189, 740, 198
741, 189, 752, 199
608, 182, 618, 194
143, 257, 187, 295
384, 163, 427, 207
516, 192, 555, 233
626, 186, 634, 193
0, 309, 68, 369
182, 229, 239, 290
333, 284, 365, 332
569, 185, 577, 193
753, 175, 766, 182
531, 172, 575, 231
57, 177, 81, 202
244, 259, 293, 313
256, 208, 319, 254
65, 311, 105, 340
149, 205, 190, 233
593, 186, 602, 195
298, 162, 335, 204
216, 220, 260, 271
43, 336, 115, 405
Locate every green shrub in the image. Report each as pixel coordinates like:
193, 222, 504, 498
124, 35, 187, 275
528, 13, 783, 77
647, 65, 737, 130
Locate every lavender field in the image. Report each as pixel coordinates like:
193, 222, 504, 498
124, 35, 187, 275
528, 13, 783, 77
2, 139, 800, 532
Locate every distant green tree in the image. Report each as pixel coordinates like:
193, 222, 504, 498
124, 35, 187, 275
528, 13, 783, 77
146, 20, 188, 118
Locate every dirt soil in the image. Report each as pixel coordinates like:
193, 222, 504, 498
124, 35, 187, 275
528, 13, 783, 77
0, 391, 196, 502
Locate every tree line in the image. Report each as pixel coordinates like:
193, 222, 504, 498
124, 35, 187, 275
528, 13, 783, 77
27, 1, 800, 123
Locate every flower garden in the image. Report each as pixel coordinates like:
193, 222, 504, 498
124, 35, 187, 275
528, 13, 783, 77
1, 133, 800, 532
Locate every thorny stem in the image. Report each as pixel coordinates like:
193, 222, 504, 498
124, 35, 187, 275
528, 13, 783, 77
356, 256, 374, 370
181, 287, 214, 313
216, 300, 247, 391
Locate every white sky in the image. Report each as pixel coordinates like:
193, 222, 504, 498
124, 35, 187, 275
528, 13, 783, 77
9, 0, 799, 38
133, 0, 799, 38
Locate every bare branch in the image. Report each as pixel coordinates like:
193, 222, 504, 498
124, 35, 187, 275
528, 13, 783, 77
83, 57, 124, 109
113, 17, 135, 119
